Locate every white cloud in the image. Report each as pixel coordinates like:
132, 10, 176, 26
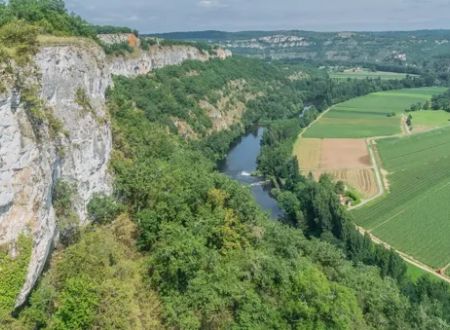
198, 0, 226, 8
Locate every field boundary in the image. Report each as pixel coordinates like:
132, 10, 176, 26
348, 139, 385, 209
356, 225, 450, 284
296, 105, 335, 140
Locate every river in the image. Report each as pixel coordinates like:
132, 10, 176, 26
219, 127, 284, 218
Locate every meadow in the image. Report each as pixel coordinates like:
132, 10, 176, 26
352, 126, 450, 268
330, 70, 415, 80
303, 87, 447, 138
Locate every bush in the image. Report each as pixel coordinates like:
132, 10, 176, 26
53, 180, 80, 246
87, 194, 122, 224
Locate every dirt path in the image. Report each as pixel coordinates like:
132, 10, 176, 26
348, 139, 385, 210
297, 105, 335, 139
295, 105, 450, 283
355, 225, 450, 284
401, 113, 412, 135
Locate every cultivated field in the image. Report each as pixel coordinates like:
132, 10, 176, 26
294, 138, 378, 198
330, 70, 415, 80
352, 127, 450, 268
410, 110, 450, 132
304, 87, 447, 138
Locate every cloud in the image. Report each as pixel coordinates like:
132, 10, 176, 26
198, 0, 226, 8
67, 0, 450, 33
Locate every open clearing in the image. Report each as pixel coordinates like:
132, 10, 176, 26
330, 70, 416, 80
352, 127, 450, 268
303, 87, 447, 138
294, 138, 378, 198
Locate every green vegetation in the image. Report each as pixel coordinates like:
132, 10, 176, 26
87, 194, 123, 225
0, 235, 32, 320
3, 2, 450, 326
6, 53, 450, 328
110, 57, 317, 160
430, 88, 450, 111
0, 0, 95, 38
330, 69, 414, 80
304, 87, 446, 138
158, 30, 450, 84
410, 110, 450, 130
93, 25, 133, 35
52, 180, 80, 246
352, 127, 450, 268
21, 85, 65, 140
12, 216, 163, 329
406, 264, 435, 283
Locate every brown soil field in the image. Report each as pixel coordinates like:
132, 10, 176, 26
320, 139, 371, 169
294, 138, 377, 198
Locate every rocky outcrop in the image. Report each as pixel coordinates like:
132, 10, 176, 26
0, 40, 231, 306
108, 45, 218, 76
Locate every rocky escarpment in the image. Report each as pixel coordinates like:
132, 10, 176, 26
0, 40, 231, 306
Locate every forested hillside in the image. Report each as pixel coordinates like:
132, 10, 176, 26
2, 1, 450, 329
4, 57, 448, 329
153, 30, 450, 82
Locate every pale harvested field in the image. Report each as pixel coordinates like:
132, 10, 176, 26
295, 138, 377, 198
320, 139, 371, 169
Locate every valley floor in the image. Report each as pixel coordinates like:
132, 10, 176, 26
294, 87, 450, 281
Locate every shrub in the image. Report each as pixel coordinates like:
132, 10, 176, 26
87, 194, 122, 224
53, 180, 80, 246
0, 235, 32, 319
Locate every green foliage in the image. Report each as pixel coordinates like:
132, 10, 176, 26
52, 180, 79, 246
157, 30, 450, 83
50, 276, 99, 329
101, 62, 450, 328
15, 216, 163, 329
159, 38, 214, 52
259, 94, 450, 328
431, 88, 450, 111
101, 41, 133, 56
93, 25, 132, 34
0, 19, 39, 66
0, 0, 95, 37
74, 87, 92, 113
87, 193, 122, 224
21, 85, 65, 140
0, 235, 32, 319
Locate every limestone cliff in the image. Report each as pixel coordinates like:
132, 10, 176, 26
0, 39, 231, 306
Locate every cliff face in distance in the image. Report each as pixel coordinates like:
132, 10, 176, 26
0, 38, 231, 306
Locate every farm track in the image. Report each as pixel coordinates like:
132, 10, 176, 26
348, 139, 385, 210
295, 96, 450, 283
297, 105, 335, 140
356, 225, 450, 284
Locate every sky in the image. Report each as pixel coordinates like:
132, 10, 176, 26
67, 0, 450, 34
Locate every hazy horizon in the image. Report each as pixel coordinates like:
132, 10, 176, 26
67, 0, 450, 34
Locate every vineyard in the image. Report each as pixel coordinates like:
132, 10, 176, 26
352, 127, 450, 268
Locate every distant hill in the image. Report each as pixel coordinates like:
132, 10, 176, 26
149, 30, 450, 73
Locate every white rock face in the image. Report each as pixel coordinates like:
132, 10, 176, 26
0, 41, 231, 306
109, 45, 210, 76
